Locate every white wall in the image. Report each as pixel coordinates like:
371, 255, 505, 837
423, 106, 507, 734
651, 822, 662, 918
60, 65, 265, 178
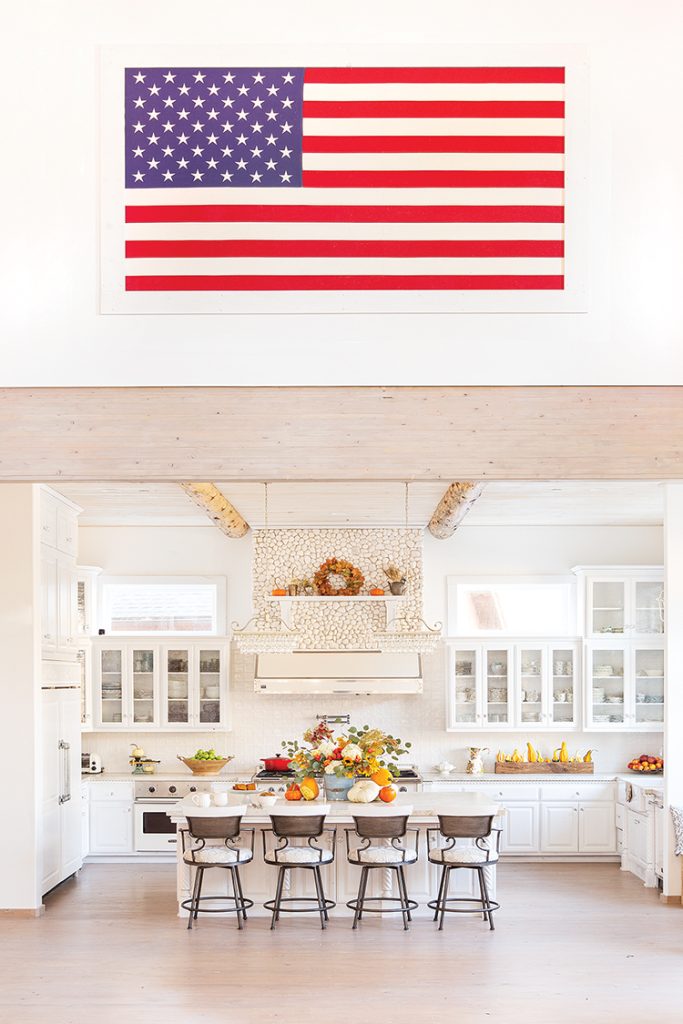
0, 486, 42, 911
663, 485, 683, 898
5, 0, 683, 386
80, 522, 663, 775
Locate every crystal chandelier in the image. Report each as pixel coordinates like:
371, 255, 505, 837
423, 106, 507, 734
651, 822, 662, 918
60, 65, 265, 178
374, 483, 442, 654
232, 483, 302, 655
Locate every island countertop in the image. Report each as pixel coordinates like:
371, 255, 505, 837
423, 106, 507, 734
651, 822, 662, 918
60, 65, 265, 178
169, 789, 502, 824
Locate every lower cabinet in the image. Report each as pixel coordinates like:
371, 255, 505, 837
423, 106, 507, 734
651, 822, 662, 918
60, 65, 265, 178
626, 809, 648, 869
541, 801, 616, 854
500, 803, 540, 854
579, 802, 616, 853
88, 784, 134, 855
541, 803, 579, 853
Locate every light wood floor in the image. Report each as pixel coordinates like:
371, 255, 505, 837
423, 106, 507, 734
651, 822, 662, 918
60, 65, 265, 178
1, 863, 680, 1024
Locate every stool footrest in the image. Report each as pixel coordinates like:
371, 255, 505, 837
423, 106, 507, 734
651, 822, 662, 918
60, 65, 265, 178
346, 896, 418, 915
181, 894, 254, 916
264, 896, 335, 914
428, 896, 500, 915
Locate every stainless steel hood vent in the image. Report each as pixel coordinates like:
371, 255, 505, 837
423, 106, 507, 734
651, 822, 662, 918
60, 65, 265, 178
254, 651, 423, 695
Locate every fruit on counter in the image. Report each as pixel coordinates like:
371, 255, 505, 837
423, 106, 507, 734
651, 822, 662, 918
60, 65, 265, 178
496, 742, 596, 765
370, 767, 392, 787
559, 741, 569, 763
627, 754, 663, 773
130, 744, 146, 759
347, 779, 381, 803
378, 785, 397, 803
285, 783, 302, 800
299, 776, 320, 801
192, 748, 224, 761
233, 782, 257, 791
583, 750, 594, 763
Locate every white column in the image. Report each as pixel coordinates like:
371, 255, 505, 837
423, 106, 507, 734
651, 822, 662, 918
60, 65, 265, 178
0, 484, 41, 912
663, 483, 683, 901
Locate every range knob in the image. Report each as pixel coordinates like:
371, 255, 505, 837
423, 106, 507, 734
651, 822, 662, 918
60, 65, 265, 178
189, 786, 197, 793
148, 786, 156, 794
169, 785, 177, 794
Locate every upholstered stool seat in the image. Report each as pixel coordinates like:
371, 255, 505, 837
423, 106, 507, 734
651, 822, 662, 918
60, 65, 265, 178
184, 846, 253, 865
427, 814, 502, 931
348, 846, 418, 865
428, 846, 499, 866
264, 846, 334, 865
181, 808, 254, 930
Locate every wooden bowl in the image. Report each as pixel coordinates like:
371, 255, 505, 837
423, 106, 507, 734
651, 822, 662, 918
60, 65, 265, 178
177, 755, 234, 776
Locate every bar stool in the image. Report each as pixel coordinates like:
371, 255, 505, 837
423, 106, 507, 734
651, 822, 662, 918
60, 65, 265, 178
427, 814, 501, 930
181, 807, 254, 930
263, 806, 336, 929
345, 811, 419, 930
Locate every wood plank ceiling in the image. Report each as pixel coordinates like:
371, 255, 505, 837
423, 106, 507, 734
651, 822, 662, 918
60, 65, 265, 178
1, 386, 682, 480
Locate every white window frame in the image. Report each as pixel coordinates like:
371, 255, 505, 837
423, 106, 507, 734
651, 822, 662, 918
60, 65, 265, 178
96, 575, 227, 637
446, 575, 577, 638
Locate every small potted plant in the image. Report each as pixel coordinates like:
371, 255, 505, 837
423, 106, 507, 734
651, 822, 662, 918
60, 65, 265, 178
383, 564, 407, 596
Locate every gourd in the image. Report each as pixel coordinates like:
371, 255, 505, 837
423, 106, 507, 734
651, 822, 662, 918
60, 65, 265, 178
347, 780, 381, 803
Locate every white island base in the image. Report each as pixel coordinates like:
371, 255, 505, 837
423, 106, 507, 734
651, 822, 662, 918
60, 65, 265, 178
170, 792, 501, 920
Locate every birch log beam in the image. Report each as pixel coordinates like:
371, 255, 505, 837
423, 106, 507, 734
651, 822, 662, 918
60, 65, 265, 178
428, 482, 485, 539
179, 482, 249, 538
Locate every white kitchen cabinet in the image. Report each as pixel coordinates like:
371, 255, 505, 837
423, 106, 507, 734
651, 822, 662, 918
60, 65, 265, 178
500, 803, 540, 854
94, 643, 159, 730
541, 803, 579, 853
81, 784, 90, 858
40, 487, 81, 661
75, 565, 101, 637
41, 687, 82, 895
626, 809, 648, 870
89, 785, 134, 854
584, 640, 664, 732
574, 566, 664, 639
92, 640, 230, 732
578, 802, 616, 853
654, 802, 664, 879
447, 640, 578, 731
77, 642, 92, 730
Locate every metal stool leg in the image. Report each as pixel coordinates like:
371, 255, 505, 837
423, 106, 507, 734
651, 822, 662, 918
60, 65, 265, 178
357, 865, 370, 922
270, 866, 285, 930
438, 867, 451, 930
193, 866, 205, 920
480, 866, 495, 931
317, 866, 330, 922
397, 867, 411, 929
187, 865, 201, 930
476, 867, 488, 922
228, 868, 243, 930
433, 865, 448, 922
352, 866, 367, 930
234, 866, 248, 922
312, 866, 327, 930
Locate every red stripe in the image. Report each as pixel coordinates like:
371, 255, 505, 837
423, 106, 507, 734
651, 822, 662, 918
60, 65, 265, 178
126, 205, 564, 224
305, 68, 565, 84
126, 274, 564, 291
303, 135, 565, 153
303, 100, 564, 118
301, 170, 563, 189
126, 239, 564, 259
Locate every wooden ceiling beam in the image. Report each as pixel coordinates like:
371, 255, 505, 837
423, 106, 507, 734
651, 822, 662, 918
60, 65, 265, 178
1, 387, 682, 480
179, 482, 249, 538
428, 481, 486, 539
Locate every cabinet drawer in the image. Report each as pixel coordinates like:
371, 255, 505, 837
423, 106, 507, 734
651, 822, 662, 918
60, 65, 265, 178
540, 782, 614, 802
472, 783, 540, 802
88, 782, 134, 801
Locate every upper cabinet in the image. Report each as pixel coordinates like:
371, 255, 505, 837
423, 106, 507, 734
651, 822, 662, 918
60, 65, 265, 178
40, 487, 81, 661
93, 640, 230, 732
446, 640, 579, 732
573, 566, 664, 639
584, 640, 664, 733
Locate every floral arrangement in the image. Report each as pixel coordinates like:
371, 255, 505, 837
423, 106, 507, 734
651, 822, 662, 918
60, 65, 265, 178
383, 563, 406, 584
282, 720, 411, 780
313, 557, 365, 596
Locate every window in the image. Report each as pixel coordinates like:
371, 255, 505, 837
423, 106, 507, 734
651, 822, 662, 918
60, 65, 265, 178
98, 576, 226, 636
448, 577, 576, 637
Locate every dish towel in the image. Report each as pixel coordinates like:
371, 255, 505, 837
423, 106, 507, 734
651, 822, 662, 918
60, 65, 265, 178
671, 806, 683, 856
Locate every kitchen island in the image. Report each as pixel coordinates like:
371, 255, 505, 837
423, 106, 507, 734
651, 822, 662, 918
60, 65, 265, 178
169, 791, 501, 919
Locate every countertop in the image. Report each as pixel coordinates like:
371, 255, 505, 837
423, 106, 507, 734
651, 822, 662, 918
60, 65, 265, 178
169, 790, 502, 824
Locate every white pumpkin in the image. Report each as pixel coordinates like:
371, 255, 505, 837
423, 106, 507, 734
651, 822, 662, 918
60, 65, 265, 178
347, 779, 381, 803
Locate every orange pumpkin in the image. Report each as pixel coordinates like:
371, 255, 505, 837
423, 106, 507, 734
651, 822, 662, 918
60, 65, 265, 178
371, 768, 392, 787
285, 784, 302, 801
300, 776, 320, 800
370, 587, 385, 596
378, 786, 397, 803
272, 588, 288, 596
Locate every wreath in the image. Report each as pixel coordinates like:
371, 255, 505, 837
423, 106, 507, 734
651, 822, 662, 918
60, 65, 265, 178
313, 558, 365, 596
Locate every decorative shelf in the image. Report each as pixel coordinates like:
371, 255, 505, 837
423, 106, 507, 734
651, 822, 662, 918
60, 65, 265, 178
265, 595, 407, 602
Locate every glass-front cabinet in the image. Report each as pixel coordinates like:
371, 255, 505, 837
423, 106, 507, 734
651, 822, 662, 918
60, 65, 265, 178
93, 640, 229, 731
576, 567, 664, 638
447, 642, 578, 731
584, 641, 664, 732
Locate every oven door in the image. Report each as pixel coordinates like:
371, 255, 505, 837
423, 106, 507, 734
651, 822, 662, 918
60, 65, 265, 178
134, 800, 179, 852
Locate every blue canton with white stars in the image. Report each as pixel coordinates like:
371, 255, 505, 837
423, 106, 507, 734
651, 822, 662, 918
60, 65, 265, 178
125, 68, 304, 188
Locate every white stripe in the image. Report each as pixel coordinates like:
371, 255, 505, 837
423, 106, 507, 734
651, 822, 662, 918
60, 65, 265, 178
303, 117, 564, 136
126, 187, 563, 206
125, 220, 564, 241
125, 256, 563, 275
303, 83, 564, 101
302, 152, 564, 171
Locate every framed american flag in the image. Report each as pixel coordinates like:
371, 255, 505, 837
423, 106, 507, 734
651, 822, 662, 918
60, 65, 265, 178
100, 46, 588, 314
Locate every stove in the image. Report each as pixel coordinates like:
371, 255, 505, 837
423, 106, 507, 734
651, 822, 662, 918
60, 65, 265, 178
134, 779, 214, 801
133, 779, 216, 853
